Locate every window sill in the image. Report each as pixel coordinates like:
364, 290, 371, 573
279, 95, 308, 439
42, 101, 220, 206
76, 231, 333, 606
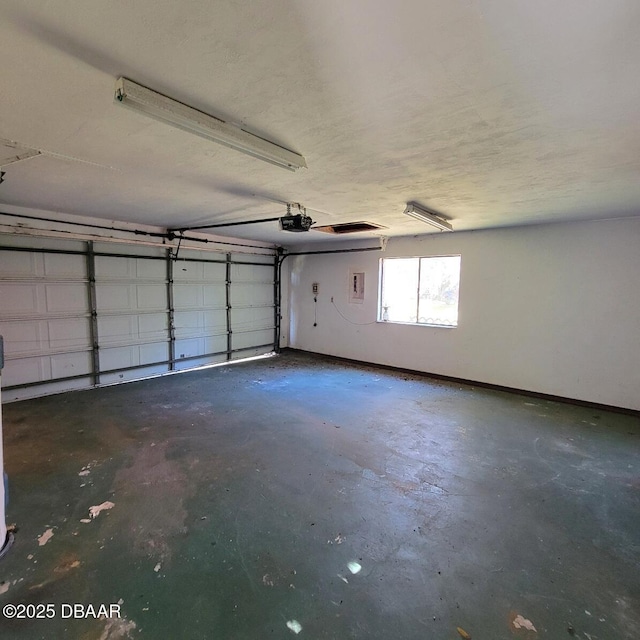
376, 320, 457, 329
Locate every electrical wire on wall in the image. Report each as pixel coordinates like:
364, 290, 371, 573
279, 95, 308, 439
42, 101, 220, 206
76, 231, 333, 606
313, 295, 318, 327
331, 298, 377, 326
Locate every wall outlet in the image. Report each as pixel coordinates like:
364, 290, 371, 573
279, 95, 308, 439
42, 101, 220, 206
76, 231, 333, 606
312, 282, 319, 294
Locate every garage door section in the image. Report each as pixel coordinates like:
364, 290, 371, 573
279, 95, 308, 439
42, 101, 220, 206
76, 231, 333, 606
93, 243, 170, 385
0, 239, 93, 400
172, 250, 228, 371
0, 236, 277, 400
229, 253, 276, 361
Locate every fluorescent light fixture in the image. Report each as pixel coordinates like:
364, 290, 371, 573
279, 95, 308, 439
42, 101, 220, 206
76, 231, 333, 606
114, 77, 307, 171
403, 202, 453, 232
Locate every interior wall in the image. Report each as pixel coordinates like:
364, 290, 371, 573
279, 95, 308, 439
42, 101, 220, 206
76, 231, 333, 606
288, 217, 640, 411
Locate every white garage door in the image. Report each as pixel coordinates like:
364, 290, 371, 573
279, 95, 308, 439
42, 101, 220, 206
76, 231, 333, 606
228, 253, 276, 361
0, 238, 92, 400
0, 236, 277, 401
94, 243, 171, 385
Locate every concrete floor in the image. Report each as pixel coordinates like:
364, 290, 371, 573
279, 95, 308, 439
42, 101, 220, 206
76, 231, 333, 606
0, 351, 638, 639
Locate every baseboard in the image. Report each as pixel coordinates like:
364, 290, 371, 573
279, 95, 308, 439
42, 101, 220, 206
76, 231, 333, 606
281, 348, 639, 417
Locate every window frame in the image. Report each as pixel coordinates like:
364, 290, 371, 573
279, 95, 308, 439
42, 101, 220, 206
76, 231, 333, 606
377, 254, 461, 328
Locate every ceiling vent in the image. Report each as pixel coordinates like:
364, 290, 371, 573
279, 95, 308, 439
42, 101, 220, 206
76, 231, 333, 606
314, 221, 387, 234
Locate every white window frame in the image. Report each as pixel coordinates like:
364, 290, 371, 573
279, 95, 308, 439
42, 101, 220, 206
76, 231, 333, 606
378, 255, 461, 328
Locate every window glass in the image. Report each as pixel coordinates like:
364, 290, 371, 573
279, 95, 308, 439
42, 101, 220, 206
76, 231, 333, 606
379, 256, 460, 327
380, 257, 419, 322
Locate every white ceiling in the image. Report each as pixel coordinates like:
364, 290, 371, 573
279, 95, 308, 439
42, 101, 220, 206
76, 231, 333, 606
1, 0, 639, 246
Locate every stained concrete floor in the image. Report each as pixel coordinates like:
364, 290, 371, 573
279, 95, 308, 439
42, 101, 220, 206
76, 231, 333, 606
0, 350, 638, 639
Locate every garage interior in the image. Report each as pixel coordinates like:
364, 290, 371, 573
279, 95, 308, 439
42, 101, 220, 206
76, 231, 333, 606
0, 2, 639, 639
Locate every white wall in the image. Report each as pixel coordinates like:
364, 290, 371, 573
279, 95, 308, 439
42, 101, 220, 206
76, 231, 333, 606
288, 217, 640, 411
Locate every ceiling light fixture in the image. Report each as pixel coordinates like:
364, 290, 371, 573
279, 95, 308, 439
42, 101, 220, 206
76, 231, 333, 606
403, 202, 453, 232
114, 77, 307, 171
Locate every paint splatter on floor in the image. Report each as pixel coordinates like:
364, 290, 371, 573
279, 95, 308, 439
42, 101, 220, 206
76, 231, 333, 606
347, 561, 362, 574
37, 528, 54, 546
98, 616, 137, 640
286, 619, 302, 634
512, 614, 537, 632
89, 501, 115, 519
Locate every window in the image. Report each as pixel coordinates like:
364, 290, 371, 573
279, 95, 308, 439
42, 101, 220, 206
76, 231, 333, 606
379, 256, 461, 327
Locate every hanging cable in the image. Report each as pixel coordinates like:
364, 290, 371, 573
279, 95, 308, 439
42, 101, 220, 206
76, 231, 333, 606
331, 298, 377, 326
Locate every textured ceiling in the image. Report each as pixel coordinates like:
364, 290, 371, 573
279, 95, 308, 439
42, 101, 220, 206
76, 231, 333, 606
0, 0, 639, 245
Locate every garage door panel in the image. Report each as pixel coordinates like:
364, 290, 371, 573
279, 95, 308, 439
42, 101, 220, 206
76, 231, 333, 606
174, 353, 226, 371
95, 255, 130, 277
100, 363, 168, 385
230, 284, 273, 307
44, 253, 85, 278
96, 284, 132, 311
174, 310, 202, 334
136, 259, 165, 279
6, 378, 92, 403
174, 336, 226, 362
136, 284, 166, 310
100, 343, 166, 371
202, 262, 225, 280
202, 284, 226, 306
3, 356, 47, 387
231, 306, 273, 330
233, 328, 273, 350
231, 263, 273, 282
231, 345, 272, 361
1, 320, 43, 356
45, 283, 88, 313
231, 253, 273, 265
138, 313, 168, 339
48, 317, 91, 349
100, 346, 134, 370
0, 283, 39, 314
203, 334, 227, 354
174, 338, 206, 360
203, 310, 227, 333
175, 312, 227, 339
98, 316, 133, 344
174, 261, 205, 281
139, 341, 168, 365
1, 251, 37, 277
98, 316, 167, 347
173, 284, 201, 308
50, 351, 92, 378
